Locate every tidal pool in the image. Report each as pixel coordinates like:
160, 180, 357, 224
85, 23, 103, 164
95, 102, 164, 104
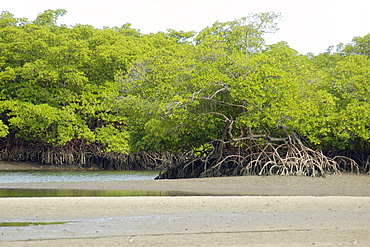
0, 221, 68, 227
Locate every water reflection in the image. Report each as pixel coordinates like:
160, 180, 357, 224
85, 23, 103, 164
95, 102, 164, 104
0, 170, 203, 197
0, 188, 196, 197
0, 170, 159, 183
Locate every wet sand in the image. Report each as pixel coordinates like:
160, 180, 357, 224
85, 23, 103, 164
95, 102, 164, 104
1, 196, 370, 246
1, 162, 370, 246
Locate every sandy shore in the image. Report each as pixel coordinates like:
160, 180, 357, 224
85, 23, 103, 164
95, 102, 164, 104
1, 196, 370, 246
1, 162, 370, 246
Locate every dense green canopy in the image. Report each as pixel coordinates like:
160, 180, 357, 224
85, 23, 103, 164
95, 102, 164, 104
0, 10, 369, 169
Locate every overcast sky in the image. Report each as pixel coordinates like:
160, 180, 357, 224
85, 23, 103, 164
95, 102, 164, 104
2, 0, 370, 54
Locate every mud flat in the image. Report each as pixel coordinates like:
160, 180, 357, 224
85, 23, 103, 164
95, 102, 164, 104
0, 170, 370, 246
1, 195, 370, 246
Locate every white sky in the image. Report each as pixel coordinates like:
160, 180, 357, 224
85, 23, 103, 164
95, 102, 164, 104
1, 0, 370, 54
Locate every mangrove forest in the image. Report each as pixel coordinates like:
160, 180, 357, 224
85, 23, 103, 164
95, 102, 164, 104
0, 10, 369, 178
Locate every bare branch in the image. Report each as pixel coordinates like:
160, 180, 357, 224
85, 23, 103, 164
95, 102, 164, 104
203, 82, 229, 99
204, 112, 231, 122
212, 135, 288, 144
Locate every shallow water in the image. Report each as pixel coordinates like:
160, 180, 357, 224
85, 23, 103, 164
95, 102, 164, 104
0, 188, 196, 197
0, 170, 159, 183
0, 170, 200, 197
0, 221, 68, 227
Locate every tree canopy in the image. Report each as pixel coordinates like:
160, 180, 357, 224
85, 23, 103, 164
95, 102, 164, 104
0, 10, 369, 174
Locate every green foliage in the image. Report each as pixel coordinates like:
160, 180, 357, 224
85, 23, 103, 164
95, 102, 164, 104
195, 12, 281, 56
230, 42, 306, 128
305, 52, 370, 149
340, 34, 370, 57
0, 10, 146, 153
0, 10, 368, 159
0, 100, 85, 145
32, 9, 67, 26
94, 125, 130, 153
0, 120, 8, 137
119, 13, 285, 152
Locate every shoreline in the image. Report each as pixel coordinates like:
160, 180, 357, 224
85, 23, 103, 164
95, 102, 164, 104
1, 173, 370, 197
1, 162, 370, 246
1, 161, 370, 197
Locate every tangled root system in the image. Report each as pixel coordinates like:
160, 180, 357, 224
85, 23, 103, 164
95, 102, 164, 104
157, 134, 365, 179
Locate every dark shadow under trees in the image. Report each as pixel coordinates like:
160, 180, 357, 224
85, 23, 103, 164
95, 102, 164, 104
156, 133, 369, 179
0, 137, 188, 171
0, 134, 368, 178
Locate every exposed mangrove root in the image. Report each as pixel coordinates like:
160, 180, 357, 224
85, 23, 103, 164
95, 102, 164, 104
0, 138, 188, 171
332, 156, 360, 174
156, 134, 367, 179
324, 149, 370, 174
1, 135, 368, 176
